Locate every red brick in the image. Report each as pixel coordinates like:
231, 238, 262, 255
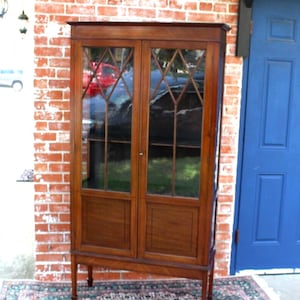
35, 184, 48, 193
35, 132, 57, 141
59, 213, 70, 222
49, 183, 70, 193
97, 6, 126, 16
33, 0, 242, 281
128, 8, 156, 18
200, 3, 213, 11
50, 58, 70, 68
66, 5, 96, 15
35, 224, 49, 232
157, 10, 186, 20
35, 3, 65, 14
35, 234, 65, 243
49, 122, 70, 131
214, 3, 227, 12
49, 163, 70, 172
35, 153, 63, 162
184, 1, 198, 11
35, 46, 64, 58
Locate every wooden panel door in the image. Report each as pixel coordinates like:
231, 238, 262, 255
138, 41, 219, 264
72, 40, 142, 258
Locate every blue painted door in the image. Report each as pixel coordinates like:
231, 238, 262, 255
235, 0, 300, 271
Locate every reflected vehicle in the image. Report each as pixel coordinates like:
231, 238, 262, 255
84, 69, 204, 144
0, 69, 23, 91
82, 62, 120, 96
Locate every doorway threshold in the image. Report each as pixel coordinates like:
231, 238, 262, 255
236, 268, 300, 275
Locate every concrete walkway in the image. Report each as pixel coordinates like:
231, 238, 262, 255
257, 273, 300, 300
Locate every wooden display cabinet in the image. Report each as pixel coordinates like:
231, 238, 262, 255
69, 22, 229, 300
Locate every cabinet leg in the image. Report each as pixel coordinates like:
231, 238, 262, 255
201, 266, 215, 300
87, 265, 94, 287
71, 256, 78, 300
201, 274, 208, 300
207, 261, 215, 299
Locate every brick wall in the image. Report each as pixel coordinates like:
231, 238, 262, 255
33, 0, 242, 281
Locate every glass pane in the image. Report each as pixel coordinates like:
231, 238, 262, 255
148, 147, 173, 194
147, 48, 205, 197
107, 143, 131, 191
81, 47, 133, 192
175, 147, 200, 197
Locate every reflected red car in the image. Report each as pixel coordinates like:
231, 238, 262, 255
83, 62, 120, 97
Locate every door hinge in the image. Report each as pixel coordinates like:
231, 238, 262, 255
244, 0, 253, 8
235, 229, 240, 244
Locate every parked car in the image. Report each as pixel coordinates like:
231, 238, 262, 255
84, 69, 204, 145
82, 62, 120, 96
0, 69, 23, 91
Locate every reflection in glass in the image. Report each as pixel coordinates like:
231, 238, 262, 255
81, 47, 133, 192
147, 48, 205, 197
148, 147, 173, 194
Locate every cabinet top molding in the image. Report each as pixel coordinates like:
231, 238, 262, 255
68, 22, 230, 42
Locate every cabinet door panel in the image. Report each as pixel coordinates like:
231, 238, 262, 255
139, 41, 207, 263
78, 41, 141, 257
82, 195, 131, 251
145, 203, 199, 258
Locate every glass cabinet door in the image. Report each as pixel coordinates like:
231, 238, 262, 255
79, 45, 137, 255
140, 42, 207, 262
81, 46, 134, 192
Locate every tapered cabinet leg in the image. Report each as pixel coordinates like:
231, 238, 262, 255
207, 260, 215, 299
87, 265, 94, 287
71, 255, 78, 300
201, 260, 215, 300
201, 274, 208, 300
